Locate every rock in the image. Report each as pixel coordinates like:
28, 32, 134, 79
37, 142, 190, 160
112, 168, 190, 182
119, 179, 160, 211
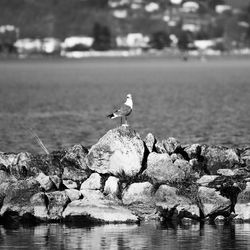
155, 185, 199, 219
162, 137, 181, 154
30, 192, 49, 220
198, 186, 231, 217
201, 145, 240, 174
35, 173, 55, 191
80, 173, 102, 190
63, 180, 78, 189
62, 166, 88, 183
86, 126, 145, 177
104, 176, 120, 197
122, 182, 154, 205
155, 141, 167, 154
170, 153, 184, 162
217, 169, 235, 176
65, 189, 82, 201
0, 152, 17, 167
197, 175, 219, 186
184, 144, 201, 159
63, 190, 138, 223
240, 148, 250, 167
144, 153, 191, 184
234, 182, 250, 221
144, 133, 156, 153
50, 175, 62, 189
0, 170, 16, 184
0, 178, 40, 217
46, 191, 70, 220
62, 144, 88, 170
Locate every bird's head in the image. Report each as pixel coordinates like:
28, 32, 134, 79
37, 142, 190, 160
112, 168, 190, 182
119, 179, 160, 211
126, 93, 132, 100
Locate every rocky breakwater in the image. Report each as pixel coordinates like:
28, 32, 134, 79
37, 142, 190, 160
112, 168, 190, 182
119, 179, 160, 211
0, 126, 249, 226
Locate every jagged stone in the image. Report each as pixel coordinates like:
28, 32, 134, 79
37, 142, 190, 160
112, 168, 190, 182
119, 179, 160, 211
46, 191, 69, 220
144, 133, 156, 153
0, 178, 40, 217
62, 166, 88, 183
201, 145, 240, 174
86, 126, 145, 176
198, 186, 231, 217
217, 168, 235, 176
162, 137, 181, 154
197, 175, 219, 186
80, 173, 101, 190
35, 173, 54, 191
184, 144, 202, 159
65, 189, 82, 201
103, 176, 119, 197
144, 153, 191, 184
122, 182, 154, 205
63, 190, 138, 223
170, 153, 184, 162
155, 141, 167, 154
63, 179, 78, 189
234, 182, 250, 221
62, 144, 88, 170
240, 148, 250, 167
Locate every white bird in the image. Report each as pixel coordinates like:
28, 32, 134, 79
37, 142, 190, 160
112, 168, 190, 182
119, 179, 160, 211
107, 94, 133, 126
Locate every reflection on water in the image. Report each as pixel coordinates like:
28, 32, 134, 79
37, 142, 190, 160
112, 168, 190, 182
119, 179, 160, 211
0, 222, 250, 250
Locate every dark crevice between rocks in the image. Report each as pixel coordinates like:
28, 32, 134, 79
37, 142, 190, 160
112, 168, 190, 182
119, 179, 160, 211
100, 174, 110, 193
174, 147, 189, 161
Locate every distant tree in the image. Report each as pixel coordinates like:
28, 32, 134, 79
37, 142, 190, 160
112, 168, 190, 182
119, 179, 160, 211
177, 31, 192, 51
150, 31, 171, 50
92, 22, 112, 51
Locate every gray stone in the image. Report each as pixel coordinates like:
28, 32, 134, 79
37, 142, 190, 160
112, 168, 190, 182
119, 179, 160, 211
30, 192, 49, 220
198, 186, 231, 216
62, 166, 88, 183
80, 173, 101, 190
63, 179, 78, 189
217, 168, 235, 176
86, 126, 145, 177
35, 173, 54, 191
197, 175, 219, 186
162, 137, 181, 154
240, 148, 250, 167
104, 176, 119, 197
184, 144, 201, 159
46, 191, 70, 220
144, 133, 156, 153
65, 189, 82, 201
122, 182, 154, 205
63, 190, 138, 223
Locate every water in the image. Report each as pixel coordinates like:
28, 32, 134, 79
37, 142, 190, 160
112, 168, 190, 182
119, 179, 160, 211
0, 57, 249, 153
0, 222, 250, 249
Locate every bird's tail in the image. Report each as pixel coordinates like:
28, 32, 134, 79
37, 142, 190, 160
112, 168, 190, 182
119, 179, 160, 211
107, 113, 115, 119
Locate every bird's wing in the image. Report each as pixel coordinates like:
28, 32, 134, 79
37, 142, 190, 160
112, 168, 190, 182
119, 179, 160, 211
113, 104, 132, 117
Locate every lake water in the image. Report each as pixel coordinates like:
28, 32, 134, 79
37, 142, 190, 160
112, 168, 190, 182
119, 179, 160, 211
0, 57, 249, 153
0, 222, 250, 249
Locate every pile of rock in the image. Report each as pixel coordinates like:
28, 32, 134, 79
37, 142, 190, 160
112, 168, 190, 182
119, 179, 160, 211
0, 126, 249, 226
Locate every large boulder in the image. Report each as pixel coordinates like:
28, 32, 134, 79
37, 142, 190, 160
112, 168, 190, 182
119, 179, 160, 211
143, 153, 191, 184
201, 146, 240, 174
63, 190, 138, 223
234, 182, 250, 221
155, 185, 199, 219
198, 186, 231, 217
86, 126, 145, 177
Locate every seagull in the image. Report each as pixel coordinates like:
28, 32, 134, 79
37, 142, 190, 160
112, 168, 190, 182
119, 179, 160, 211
107, 94, 133, 126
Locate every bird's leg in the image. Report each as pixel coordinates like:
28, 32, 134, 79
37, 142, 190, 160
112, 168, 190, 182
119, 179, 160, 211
120, 117, 123, 125
124, 116, 128, 126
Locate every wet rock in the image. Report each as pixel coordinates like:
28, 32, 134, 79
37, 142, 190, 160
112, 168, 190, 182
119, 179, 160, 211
63, 190, 138, 223
62, 144, 88, 170
0, 178, 40, 217
122, 182, 154, 205
155, 185, 199, 220
184, 144, 202, 159
65, 189, 82, 201
201, 145, 240, 174
197, 175, 219, 187
80, 173, 101, 190
198, 186, 231, 217
103, 176, 119, 198
63, 180, 78, 189
144, 153, 191, 184
30, 192, 49, 220
234, 182, 250, 221
46, 191, 69, 220
144, 133, 156, 153
86, 126, 145, 177
35, 173, 55, 191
